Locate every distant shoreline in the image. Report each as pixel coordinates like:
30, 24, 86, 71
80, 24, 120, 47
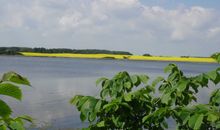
18, 52, 217, 63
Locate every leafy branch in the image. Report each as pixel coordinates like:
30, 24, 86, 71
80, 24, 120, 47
71, 53, 220, 130
0, 72, 32, 130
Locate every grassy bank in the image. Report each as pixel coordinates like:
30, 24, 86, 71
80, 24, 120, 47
20, 52, 217, 63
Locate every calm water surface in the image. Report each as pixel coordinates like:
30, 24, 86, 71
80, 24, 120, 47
0, 56, 219, 130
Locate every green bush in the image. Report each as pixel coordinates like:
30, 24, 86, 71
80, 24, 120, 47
0, 72, 32, 130
71, 53, 220, 130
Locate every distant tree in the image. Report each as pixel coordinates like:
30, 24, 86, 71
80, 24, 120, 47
180, 56, 190, 58
143, 53, 151, 56
0, 47, 133, 55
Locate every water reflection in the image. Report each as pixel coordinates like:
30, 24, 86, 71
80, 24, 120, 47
8, 77, 99, 129
0, 56, 219, 129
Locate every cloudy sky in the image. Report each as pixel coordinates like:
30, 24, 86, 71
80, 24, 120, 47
0, 0, 220, 56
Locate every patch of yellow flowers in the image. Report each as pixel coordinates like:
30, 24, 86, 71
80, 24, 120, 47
20, 52, 216, 63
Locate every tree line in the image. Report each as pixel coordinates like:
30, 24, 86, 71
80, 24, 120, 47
0, 47, 133, 55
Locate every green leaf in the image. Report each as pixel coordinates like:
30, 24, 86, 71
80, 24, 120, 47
164, 64, 177, 73
97, 121, 105, 127
206, 70, 220, 84
124, 82, 132, 90
152, 76, 164, 87
2, 72, 31, 86
168, 71, 178, 81
77, 97, 90, 110
142, 114, 151, 123
207, 70, 217, 80
124, 93, 132, 102
188, 114, 204, 130
131, 75, 140, 86
195, 104, 209, 113
110, 89, 118, 98
178, 110, 190, 125
103, 80, 111, 89
215, 121, 220, 128
145, 85, 155, 93
158, 84, 168, 93
101, 89, 109, 99
94, 100, 102, 113
14, 118, 24, 126
162, 121, 168, 129
0, 99, 12, 118
96, 77, 107, 86
161, 93, 171, 104
80, 112, 86, 122
139, 75, 149, 84
131, 75, 137, 83
0, 125, 7, 130
69, 95, 83, 105
177, 79, 188, 92
117, 83, 123, 92
112, 116, 119, 127
193, 74, 208, 86
121, 102, 132, 110
207, 113, 219, 122
9, 120, 25, 130
0, 83, 22, 100
210, 89, 220, 105
80, 97, 97, 113
103, 103, 118, 112
88, 112, 96, 122
16, 115, 33, 123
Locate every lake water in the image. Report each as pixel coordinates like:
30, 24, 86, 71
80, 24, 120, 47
0, 56, 219, 130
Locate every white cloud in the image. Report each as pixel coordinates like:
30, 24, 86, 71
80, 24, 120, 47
141, 6, 214, 40
0, 0, 220, 56
208, 27, 220, 37
170, 7, 214, 40
0, 4, 25, 28
59, 12, 83, 29
100, 0, 139, 8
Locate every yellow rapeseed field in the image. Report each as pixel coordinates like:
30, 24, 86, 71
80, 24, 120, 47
20, 52, 216, 63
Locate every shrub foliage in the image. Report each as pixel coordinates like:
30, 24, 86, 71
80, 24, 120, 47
0, 72, 32, 130
71, 54, 220, 130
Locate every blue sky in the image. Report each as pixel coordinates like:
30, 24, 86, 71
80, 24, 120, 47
0, 0, 220, 56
